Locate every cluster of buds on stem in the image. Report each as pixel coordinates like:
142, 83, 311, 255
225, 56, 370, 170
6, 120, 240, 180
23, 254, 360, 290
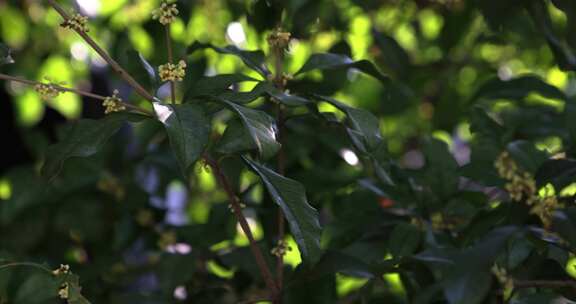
492, 265, 514, 294
102, 90, 126, 114
51, 264, 70, 276
60, 13, 89, 32
495, 151, 537, 204
271, 240, 292, 257
58, 282, 69, 299
34, 82, 61, 100
152, 1, 179, 25
267, 29, 291, 52
159, 60, 187, 82
495, 150, 562, 229
228, 201, 246, 213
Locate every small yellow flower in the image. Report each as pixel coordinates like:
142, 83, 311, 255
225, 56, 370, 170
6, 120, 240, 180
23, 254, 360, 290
228, 202, 246, 213
495, 151, 537, 203
102, 90, 126, 114
152, 1, 179, 25
531, 195, 561, 229
34, 82, 61, 100
58, 282, 69, 299
60, 13, 89, 32
158, 60, 186, 82
271, 240, 292, 257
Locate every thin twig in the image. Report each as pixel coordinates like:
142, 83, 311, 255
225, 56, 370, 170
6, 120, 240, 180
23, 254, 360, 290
204, 156, 279, 298
514, 280, 576, 290
165, 25, 176, 104
0, 73, 154, 116
46, 0, 155, 103
0, 262, 52, 273
237, 298, 272, 304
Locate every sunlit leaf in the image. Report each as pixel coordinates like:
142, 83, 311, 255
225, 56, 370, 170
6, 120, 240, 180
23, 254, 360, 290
244, 157, 322, 264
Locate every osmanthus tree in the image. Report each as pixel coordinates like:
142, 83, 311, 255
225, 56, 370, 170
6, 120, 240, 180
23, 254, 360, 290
2, 0, 576, 303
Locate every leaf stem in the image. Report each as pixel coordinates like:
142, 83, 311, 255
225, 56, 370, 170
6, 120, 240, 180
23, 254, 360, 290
0, 73, 154, 116
204, 156, 279, 298
46, 0, 156, 103
165, 25, 176, 104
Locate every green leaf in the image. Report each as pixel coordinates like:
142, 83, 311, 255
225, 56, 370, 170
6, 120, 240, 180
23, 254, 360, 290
388, 223, 421, 258
314, 95, 382, 150
443, 271, 492, 304
215, 119, 256, 155
244, 157, 322, 264
188, 42, 270, 77
262, 82, 311, 106
220, 99, 280, 159
0, 43, 13, 65
421, 138, 460, 199
124, 50, 158, 94
184, 73, 258, 99
62, 274, 92, 304
471, 75, 567, 102
535, 159, 576, 189
161, 103, 211, 175
41, 113, 148, 181
506, 140, 548, 174
295, 53, 390, 84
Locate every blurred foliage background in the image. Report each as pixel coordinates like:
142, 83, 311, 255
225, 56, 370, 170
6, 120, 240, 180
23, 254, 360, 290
2, 0, 576, 303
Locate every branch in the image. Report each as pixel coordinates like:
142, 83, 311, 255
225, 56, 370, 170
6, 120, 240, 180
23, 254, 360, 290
46, 0, 156, 103
165, 25, 176, 104
204, 156, 279, 298
0, 73, 154, 116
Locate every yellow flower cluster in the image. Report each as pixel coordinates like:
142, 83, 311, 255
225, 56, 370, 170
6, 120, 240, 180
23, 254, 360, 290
495, 151, 537, 204
152, 1, 179, 25
228, 202, 246, 213
530, 194, 561, 229
430, 212, 456, 231
267, 29, 291, 51
492, 265, 514, 293
102, 90, 126, 114
60, 13, 89, 32
34, 82, 61, 100
271, 240, 292, 257
159, 60, 187, 82
495, 150, 562, 229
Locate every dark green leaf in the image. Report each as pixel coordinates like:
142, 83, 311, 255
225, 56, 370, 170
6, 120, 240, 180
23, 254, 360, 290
535, 159, 576, 189
41, 113, 148, 181
220, 99, 280, 159
215, 119, 256, 155
471, 76, 567, 102
0, 43, 13, 65
185, 74, 258, 99
315, 95, 382, 150
506, 140, 548, 174
124, 50, 158, 94
244, 157, 322, 264
161, 103, 211, 176
295, 53, 390, 84
188, 42, 270, 77
444, 271, 491, 304
388, 223, 421, 258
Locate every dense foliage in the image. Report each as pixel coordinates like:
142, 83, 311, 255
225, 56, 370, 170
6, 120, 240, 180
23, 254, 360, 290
2, 0, 576, 303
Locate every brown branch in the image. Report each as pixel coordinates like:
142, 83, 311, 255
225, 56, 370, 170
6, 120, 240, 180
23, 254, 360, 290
204, 156, 279, 298
46, 0, 156, 103
165, 25, 176, 104
0, 73, 154, 116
